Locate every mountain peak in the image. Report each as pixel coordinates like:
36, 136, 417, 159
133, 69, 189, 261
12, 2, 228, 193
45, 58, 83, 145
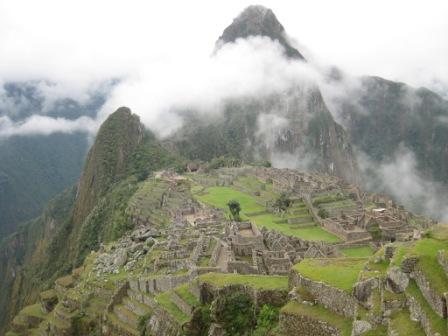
216, 5, 305, 60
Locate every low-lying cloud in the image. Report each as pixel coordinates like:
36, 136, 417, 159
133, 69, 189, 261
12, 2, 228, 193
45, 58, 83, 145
359, 146, 448, 222
0, 115, 98, 138
99, 36, 321, 137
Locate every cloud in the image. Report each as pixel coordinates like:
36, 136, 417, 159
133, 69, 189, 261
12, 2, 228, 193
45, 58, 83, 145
0, 115, 98, 138
358, 146, 448, 222
99, 36, 321, 137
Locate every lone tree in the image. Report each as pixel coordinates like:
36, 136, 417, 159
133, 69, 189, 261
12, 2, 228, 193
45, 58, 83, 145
227, 199, 242, 221
273, 193, 292, 213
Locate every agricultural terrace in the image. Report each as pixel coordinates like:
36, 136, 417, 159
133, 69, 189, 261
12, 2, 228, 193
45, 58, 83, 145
192, 176, 341, 243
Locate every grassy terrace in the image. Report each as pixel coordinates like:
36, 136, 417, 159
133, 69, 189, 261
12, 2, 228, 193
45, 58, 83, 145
281, 301, 352, 336
391, 233, 448, 295
413, 238, 448, 294
174, 284, 200, 307
155, 291, 190, 325
193, 185, 341, 243
294, 258, 367, 292
340, 245, 374, 258
199, 273, 288, 290
389, 309, 425, 336
406, 280, 446, 334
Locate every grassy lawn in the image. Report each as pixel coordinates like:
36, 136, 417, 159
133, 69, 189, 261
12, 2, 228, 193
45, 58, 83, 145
199, 273, 288, 290
281, 301, 352, 336
340, 246, 374, 258
194, 186, 265, 215
294, 258, 367, 292
194, 186, 341, 243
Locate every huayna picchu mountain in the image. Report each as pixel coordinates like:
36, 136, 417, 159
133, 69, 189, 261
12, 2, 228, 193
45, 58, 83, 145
215, 5, 305, 60
168, 5, 359, 184
1, 4, 448, 336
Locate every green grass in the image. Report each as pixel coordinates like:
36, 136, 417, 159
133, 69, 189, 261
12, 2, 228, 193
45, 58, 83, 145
406, 280, 446, 334
174, 284, 200, 307
294, 258, 367, 292
340, 246, 374, 258
194, 186, 341, 242
155, 291, 190, 324
250, 213, 340, 242
389, 309, 425, 335
392, 238, 448, 295
194, 186, 265, 214
199, 273, 288, 290
413, 238, 448, 294
20, 304, 47, 319
281, 301, 352, 336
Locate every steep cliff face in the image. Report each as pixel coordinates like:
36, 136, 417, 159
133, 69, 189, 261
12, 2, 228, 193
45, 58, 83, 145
0, 186, 77, 335
0, 107, 180, 334
216, 5, 305, 60
72, 107, 144, 226
170, 5, 358, 183
339, 76, 448, 185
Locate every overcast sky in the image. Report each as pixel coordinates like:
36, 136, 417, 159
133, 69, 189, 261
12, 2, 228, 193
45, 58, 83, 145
1, 0, 447, 95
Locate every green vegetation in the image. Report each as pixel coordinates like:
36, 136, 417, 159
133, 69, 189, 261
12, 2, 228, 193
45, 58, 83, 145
281, 301, 352, 336
340, 246, 374, 258
294, 258, 367, 292
193, 185, 340, 242
318, 208, 329, 219
406, 280, 446, 334
412, 238, 448, 294
390, 236, 448, 295
252, 305, 279, 335
227, 199, 242, 221
213, 292, 255, 336
155, 291, 190, 324
199, 273, 288, 291
175, 284, 200, 307
184, 305, 212, 336
389, 309, 425, 336
195, 187, 264, 215
273, 193, 292, 212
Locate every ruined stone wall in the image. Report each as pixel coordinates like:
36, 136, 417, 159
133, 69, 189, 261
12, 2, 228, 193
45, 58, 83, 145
106, 281, 129, 312
289, 270, 358, 318
412, 267, 447, 317
170, 292, 194, 316
227, 261, 259, 274
406, 294, 437, 336
437, 250, 448, 276
279, 311, 342, 336
199, 283, 288, 308
209, 239, 222, 267
146, 308, 182, 336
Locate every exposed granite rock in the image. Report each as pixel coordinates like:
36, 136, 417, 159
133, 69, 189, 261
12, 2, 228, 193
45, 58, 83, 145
351, 320, 372, 336
216, 5, 305, 60
386, 266, 409, 293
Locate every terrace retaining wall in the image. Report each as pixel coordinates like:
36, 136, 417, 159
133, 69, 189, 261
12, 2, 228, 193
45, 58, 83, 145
412, 267, 447, 318
279, 311, 342, 336
289, 270, 358, 318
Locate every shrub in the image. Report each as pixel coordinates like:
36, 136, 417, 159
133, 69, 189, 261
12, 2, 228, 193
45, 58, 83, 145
213, 293, 255, 335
